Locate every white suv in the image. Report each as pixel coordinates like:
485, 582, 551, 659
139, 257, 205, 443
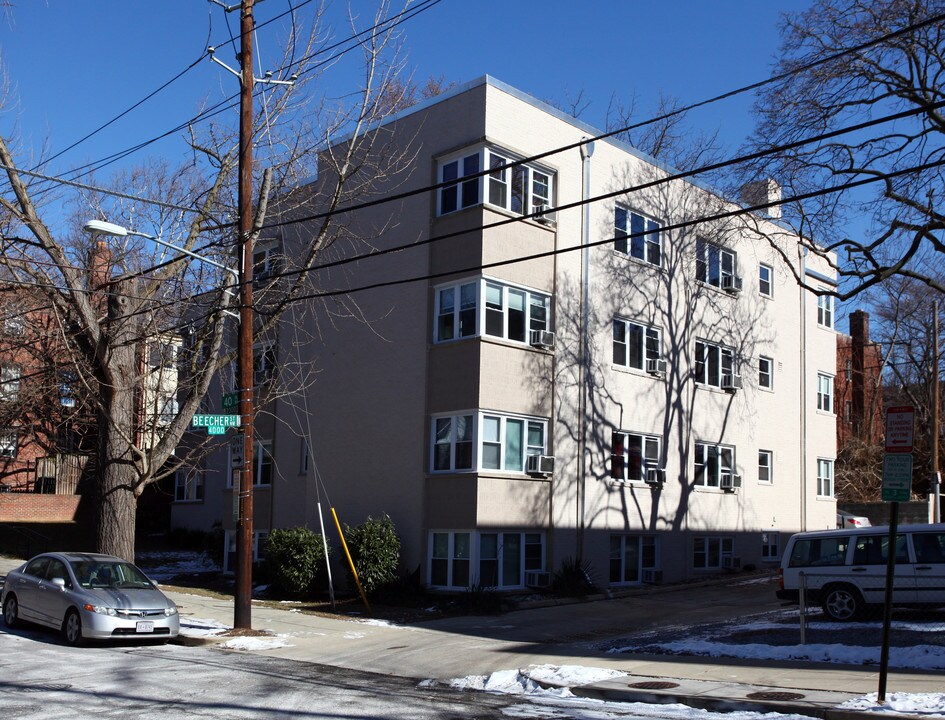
777, 523, 945, 620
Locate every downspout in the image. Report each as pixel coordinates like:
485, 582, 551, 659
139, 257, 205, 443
576, 138, 595, 561
799, 244, 808, 531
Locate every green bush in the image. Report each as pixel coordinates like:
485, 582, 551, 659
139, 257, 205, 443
265, 526, 332, 598
343, 514, 401, 596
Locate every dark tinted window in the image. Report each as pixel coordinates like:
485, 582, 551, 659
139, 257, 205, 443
788, 536, 850, 567
852, 534, 908, 565
912, 533, 945, 563
23, 557, 51, 578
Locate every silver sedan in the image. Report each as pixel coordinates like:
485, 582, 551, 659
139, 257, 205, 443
1, 552, 179, 645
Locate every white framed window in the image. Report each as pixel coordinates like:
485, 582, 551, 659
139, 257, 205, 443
761, 531, 780, 561
1, 364, 21, 403
224, 530, 268, 573
759, 263, 773, 298
253, 243, 282, 285
758, 356, 773, 390
174, 467, 205, 502
817, 293, 834, 328
611, 431, 660, 482
227, 439, 273, 487
609, 534, 658, 584
693, 536, 735, 569
694, 340, 734, 387
253, 344, 277, 385
694, 441, 736, 488
614, 207, 661, 266
696, 238, 737, 288
758, 450, 773, 484
438, 147, 554, 218
429, 530, 544, 589
157, 392, 179, 425
3, 315, 24, 336
434, 279, 551, 345
430, 531, 471, 588
431, 411, 548, 474
59, 371, 77, 408
613, 318, 660, 370
817, 458, 834, 497
817, 373, 834, 413
0, 428, 17, 459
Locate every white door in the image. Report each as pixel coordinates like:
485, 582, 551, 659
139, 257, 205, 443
910, 531, 945, 604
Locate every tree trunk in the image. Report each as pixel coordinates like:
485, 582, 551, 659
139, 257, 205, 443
93, 288, 140, 562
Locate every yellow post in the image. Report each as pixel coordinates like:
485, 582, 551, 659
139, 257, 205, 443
331, 507, 371, 614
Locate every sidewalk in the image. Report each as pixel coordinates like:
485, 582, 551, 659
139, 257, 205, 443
1, 554, 939, 719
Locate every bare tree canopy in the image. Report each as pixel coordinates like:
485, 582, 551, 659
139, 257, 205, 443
747, 0, 945, 297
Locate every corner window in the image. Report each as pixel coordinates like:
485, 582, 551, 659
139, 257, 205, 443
817, 458, 834, 498
694, 340, 734, 387
613, 319, 660, 370
614, 207, 661, 266
433, 415, 474, 471
759, 263, 773, 298
694, 441, 736, 488
759, 356, 773, 389
436, 282, 478, 341
696, 238, 737, 288
432, 412, 548, 474
1, 364, 21, 403
439, 153, 480, 215
817, 293, 834, 328
758, 450, 772, 483
434, 279, 550, 345
611, 431, 660, 482
817, 373, 834, 413
429, 531, 544, 589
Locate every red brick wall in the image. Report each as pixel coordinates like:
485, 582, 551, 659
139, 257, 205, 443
0, 494, 80, 522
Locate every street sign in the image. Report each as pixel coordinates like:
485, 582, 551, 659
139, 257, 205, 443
230, 435, 244, 468
222, 392, 239, 414
885, 406, 915, 454
207, 425, 227, 435
882, 453, 913, 502
192, 414, 242, 430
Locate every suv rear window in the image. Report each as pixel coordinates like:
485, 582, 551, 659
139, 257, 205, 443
788, 536, 850, 567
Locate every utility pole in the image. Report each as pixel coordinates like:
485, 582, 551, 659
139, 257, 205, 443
933, 301, 941, 523
235, 0, 256, 630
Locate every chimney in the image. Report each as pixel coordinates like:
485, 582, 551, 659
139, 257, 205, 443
739, 178, 782, 219
89, 240, 112, 290
850, 310, 870, 438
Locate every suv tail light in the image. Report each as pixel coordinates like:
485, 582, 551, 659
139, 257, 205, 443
778, 567, 784, 591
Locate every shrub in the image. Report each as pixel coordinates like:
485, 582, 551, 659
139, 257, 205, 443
552, 556, 597, 597
265, 526, 332, 598
343, 514, 401, 596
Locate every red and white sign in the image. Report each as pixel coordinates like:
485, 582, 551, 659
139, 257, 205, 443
885, 406, 915, 454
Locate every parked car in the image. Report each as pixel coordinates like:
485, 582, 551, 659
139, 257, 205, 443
837, 510, 871, 528
1, 552, 179, 645
777, 523, 945, 621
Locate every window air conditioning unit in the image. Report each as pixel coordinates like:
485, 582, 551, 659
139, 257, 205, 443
723, 556, 742, 570
641, 569, 663, 584
524, 570, 551, 589
720, 473, 741, 492
721, 275, 743, 293
526, 454, 555, 476
646, 358, 667, 376
721, 374, 743, 391
532, 204, 555, 224
529, 329, 556, 350
644, 468, 665, 486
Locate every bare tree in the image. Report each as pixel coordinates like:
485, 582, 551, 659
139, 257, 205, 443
745, 0, 945, 297
0, 1, 418, 561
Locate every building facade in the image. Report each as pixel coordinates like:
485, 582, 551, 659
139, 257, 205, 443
173, 77, 838, 589
836, 310, 884, 449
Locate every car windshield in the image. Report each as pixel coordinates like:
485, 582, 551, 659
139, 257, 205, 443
69, 560, 154, 590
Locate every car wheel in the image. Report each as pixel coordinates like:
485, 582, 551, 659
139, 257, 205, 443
3, 595, 19, 628
61, 609, 83, 646
822, 585, 862, 621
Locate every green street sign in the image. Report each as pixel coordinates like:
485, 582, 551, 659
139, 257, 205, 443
207, 425, 227, 435
222, 392, 239, 413
192, 414, 242, 430
882, 453, 912, 502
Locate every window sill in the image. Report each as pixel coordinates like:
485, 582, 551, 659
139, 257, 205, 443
172, 499, 204, 504
612, 250, 663, 272
693, 485, 739, 494
816, 410, 836, 418
612, 364, 663, 379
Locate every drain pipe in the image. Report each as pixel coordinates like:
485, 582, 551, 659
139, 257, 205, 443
576, 137, 595, 561
799, 244, 809, 531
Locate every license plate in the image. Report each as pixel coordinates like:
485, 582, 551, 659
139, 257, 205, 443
136, 621, 154, 633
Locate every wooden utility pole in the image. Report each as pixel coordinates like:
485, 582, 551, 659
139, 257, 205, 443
933, 301, 941, 523
235, 0, 256, 630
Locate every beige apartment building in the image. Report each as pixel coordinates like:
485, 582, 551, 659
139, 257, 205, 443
172, 76, 838, 590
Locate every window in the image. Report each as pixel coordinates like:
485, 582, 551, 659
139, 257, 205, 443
254, 440, 273, 486
758, 356, 773, 389
609, 534, 658, 584
253, 344, 277, 385
614, 207, 661, 266
435, 279, 550, 345
59, 371, 77, 408
696, 238, 737, 288
253, 244, 281, 284
613, 319, 660, 370
223, 530, 267, 573
174, 467, 205, 502
432, 412, 548, 474
694, 340, 734, 387
149, 340, 178, 369
429, 531, 544, 589
693, 536, 735, 569
817, 458, 834, 498
1, 365, 21, 403
694, 442, 736, 488
845, 358, 852, 380
611, 431, 660, 482
759, 264, 773, 298
761, 531, 780, 561
438, 148, 554, 218
2, 315, 24, 335
817, 373, 834, 413
0, 428, 17, 459
852, 534, 908, 565
817, 293, 834, 328
758, 450, 772, 483
157, 392, 179, 425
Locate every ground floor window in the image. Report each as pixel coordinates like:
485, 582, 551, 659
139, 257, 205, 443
609, 534, 658, 584
174, 467, 205, 502
761, 531, 780, 561
224, 530, 268, 573
429, 530, 544, 589
692, 536, 735, 569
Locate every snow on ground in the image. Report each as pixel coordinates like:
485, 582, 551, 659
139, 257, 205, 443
219, 635, 294, 651
178, 616, 230, 638
842, 692, 945, 715
136, 551, 220, 581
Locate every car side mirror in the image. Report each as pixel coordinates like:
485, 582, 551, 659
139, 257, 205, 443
51, 577, 66, 589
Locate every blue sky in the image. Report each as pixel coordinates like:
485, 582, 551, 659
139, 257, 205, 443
0, 0, 811, 194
